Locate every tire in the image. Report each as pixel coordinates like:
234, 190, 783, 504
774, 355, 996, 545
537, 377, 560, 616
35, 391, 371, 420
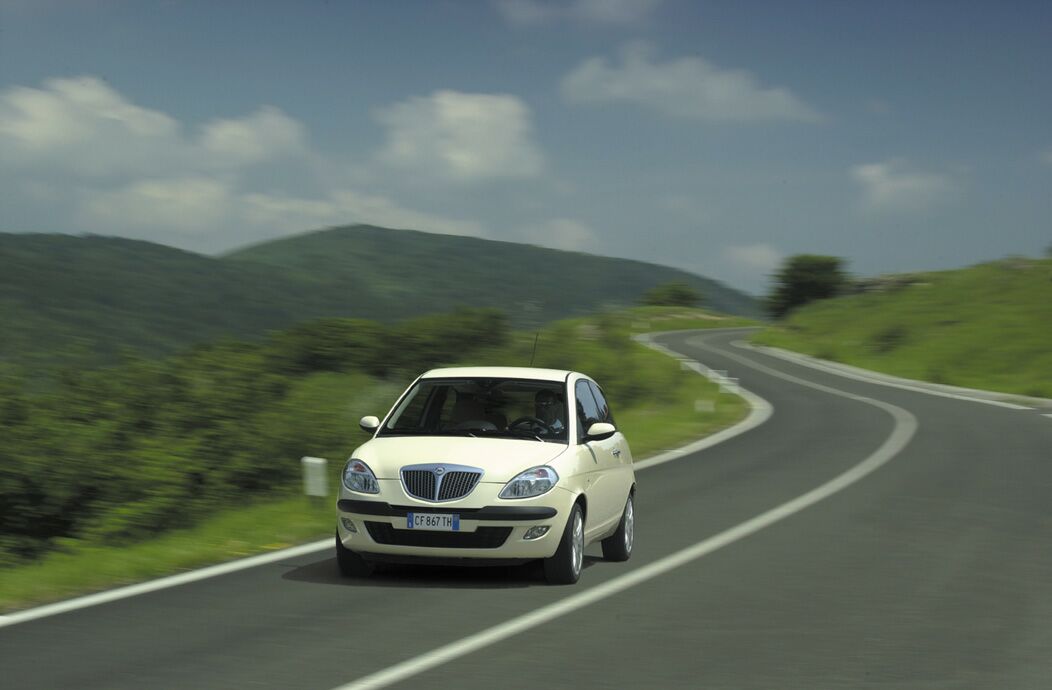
543, 503, 584, 585
601, 493, 634, 562
335, 532, 374, 577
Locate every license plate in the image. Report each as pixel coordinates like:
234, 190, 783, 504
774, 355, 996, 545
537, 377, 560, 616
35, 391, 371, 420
407, 512, 460, 531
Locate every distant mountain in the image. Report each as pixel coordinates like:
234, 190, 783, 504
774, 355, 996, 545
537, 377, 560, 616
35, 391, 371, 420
226, 225, 760, 319
0, 226, 760, 369
0, 233, 326, 369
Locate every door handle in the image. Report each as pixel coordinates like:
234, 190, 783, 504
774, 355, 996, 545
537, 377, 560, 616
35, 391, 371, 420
612, 448, 622, 458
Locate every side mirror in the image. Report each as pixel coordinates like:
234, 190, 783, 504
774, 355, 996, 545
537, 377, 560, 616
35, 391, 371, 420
359, 415, 380, 433
585, 422, 616, 441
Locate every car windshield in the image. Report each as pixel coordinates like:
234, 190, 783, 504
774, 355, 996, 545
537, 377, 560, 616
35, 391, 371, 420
379, 377, 569, 443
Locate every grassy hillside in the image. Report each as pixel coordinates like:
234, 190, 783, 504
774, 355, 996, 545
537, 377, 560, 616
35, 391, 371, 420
754, 258, 1052, 398
0, 227, 760, 369
226, 225, 762, 321
0, 234, 340, 369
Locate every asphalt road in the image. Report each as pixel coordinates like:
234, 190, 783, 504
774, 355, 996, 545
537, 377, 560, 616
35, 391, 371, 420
4, 328, 1052, 689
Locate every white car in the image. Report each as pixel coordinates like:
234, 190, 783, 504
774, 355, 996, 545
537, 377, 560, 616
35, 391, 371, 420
335, 367, 636, 584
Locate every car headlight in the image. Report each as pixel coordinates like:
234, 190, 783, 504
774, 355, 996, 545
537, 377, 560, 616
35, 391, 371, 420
343, 459, 379, 494
499, 466, 559, 499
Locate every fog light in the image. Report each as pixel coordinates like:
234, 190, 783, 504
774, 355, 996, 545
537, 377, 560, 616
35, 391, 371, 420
340, 518, 358, 533
523, 526, 550, 540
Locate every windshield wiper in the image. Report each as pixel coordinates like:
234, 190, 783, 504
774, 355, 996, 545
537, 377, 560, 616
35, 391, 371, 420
440, 428, 485, 437
505, 429, 546, 442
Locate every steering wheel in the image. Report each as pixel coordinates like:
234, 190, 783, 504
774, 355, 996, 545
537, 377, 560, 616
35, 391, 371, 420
508, 416, 552, 434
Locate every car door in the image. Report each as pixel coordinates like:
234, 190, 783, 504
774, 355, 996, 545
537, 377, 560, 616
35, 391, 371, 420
588, 380, 633, 501
574, 379, 621, 537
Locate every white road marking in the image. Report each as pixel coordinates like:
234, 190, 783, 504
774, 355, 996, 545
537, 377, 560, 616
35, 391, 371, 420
332, 337, 918, 690
0, 539, 331, 629
0, 333, 769, 629
735, 340, 1036, 410
633, 338, 773, 471
1043, 414, 1052, 420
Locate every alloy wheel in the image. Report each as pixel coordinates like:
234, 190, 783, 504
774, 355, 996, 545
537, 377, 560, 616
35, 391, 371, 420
623, 496, 634, 554
571, 510, 584, 576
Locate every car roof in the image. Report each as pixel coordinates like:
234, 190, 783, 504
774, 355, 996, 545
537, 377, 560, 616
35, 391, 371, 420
420, 366, 575, 383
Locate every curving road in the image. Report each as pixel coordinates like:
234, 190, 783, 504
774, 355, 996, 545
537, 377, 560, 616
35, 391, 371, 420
3, 328, 1052, 689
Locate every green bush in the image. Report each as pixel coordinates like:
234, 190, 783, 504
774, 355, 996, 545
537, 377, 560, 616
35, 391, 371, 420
641, 282, 703, 308
767, 255, 848, 318
0, 308, 509, 564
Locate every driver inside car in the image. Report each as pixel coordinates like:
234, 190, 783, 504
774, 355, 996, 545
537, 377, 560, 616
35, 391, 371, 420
534, 388, 566, 433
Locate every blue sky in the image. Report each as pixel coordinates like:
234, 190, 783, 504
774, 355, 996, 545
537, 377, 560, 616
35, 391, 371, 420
2, 0, 1050, 294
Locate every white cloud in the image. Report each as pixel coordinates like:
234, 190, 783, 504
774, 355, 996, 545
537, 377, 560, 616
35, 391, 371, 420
374, 90, 544, 182
4, 75, 489, 249
81, 178, 483, 240
496, 0, 660, 25
0, 76, 181, 176
83, 177, 233, 234
561, 42, 824, 123
850, 160, 954, 212
518, 218, 598, 251
0, 76, 176, 147
0, 76, 307, 177
199, 106, 307, 165
723, 243, 782, 273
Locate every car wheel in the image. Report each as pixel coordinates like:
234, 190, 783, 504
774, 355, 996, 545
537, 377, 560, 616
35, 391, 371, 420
543, 503, 584, 585
601, 493, 634, 562
335, 532, 374, 577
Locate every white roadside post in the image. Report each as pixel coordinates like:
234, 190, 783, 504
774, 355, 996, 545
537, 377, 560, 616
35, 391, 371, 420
695, 399, 716, 413
301, 456, 328, 507
719, 377, 741, 395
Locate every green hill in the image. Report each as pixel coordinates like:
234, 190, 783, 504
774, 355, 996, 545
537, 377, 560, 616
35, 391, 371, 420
0, 225, 760, 369
225, 225, 760, 321
754, 257, 1052, 398
0, 233, 327, 369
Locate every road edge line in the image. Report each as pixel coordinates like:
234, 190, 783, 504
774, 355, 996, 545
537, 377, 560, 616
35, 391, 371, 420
735, 340, 1039, 410
0, 540, 332, 629
633, 333, 772, 470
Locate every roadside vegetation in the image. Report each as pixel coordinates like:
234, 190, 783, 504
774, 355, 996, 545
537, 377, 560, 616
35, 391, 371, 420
755, 257, 1052, 398
0, 306, 752, 611
766, 254, 848, 318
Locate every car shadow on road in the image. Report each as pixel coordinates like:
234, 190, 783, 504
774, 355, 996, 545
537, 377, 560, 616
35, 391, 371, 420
281, 554, 603, 590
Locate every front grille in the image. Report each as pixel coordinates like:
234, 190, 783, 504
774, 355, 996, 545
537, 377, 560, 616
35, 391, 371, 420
402, 470, 436, 500
365, 522, 511, 549
437, 471, 481, 500
401, 465, 482, 502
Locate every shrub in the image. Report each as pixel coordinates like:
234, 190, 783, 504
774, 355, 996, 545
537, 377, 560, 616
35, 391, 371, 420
641, 282, 703, 308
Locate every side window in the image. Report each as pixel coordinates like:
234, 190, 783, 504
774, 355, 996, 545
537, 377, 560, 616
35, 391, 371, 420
588, 381, 614, 425
575, 380, 601, 441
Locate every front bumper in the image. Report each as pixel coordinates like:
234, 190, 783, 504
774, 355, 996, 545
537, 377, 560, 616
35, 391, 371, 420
337, 482, 574, 561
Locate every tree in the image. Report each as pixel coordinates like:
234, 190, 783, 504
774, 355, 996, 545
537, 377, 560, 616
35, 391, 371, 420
767, 255, 848, 318
641, 282, 703, 308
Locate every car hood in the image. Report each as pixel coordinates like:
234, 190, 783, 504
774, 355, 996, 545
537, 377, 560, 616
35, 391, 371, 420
351, 436, 569, 483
